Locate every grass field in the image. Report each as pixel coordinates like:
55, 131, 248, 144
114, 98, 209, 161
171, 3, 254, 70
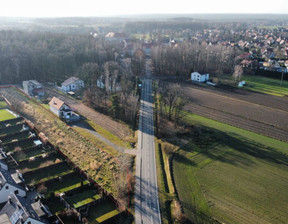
0, 109, 16, 121
0, 101, 7, 109
173, 114, 288, 224
243, 75, 288, 97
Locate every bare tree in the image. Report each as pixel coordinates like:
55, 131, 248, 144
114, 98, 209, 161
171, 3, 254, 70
232, 65, 243, 82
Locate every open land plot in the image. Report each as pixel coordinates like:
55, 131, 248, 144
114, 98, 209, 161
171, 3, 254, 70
175, 81, 288, 142
0, 109, 16, 122
65, 189, 101, 208
242, 75, 288, 97
173, 114, 288, 224
0, 87, 131, 199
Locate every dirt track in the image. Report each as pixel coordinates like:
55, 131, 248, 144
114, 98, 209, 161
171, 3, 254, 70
177, 82, 288, 142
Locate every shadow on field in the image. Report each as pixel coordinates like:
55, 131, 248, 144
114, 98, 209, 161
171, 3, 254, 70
175, 126, 288, 168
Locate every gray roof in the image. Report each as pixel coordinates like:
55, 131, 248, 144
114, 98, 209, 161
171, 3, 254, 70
0, 194, 48, 224
61, 76, 80, 86
0, 169, 25, 191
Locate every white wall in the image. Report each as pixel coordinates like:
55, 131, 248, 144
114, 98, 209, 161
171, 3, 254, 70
25, 217, 46, 224
49, 106, 60, 117
0, 184, 26, 203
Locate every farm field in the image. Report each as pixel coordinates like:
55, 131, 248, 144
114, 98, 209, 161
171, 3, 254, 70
242, 75, 288, 97
177, 81, 288, 142
0, 109, 16, 121
173, 114, 288, 224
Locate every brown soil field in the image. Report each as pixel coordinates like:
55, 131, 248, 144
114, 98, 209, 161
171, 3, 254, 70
44, 86, 132, 139
176, 82, 288, 142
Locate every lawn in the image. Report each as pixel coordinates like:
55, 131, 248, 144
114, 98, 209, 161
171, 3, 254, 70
0, 131, 31, 144
45, 175, 89, 196
0, 124, 26, 136
87, 199, 119, 224
243, 75, 288, 97
0, 117, 23, 129
65, 189, 101, 208
0, 101, 7, 109
0, 109, 16, 122
24, 162, 73, 185
173, 114, 288, 224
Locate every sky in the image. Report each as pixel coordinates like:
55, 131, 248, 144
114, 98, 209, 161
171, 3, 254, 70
0, 0, 287, 17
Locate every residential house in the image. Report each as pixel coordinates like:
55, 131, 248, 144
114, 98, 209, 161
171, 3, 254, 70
49, 97, 80, 122
61, 77, 84, 92
49, 97, 72, 119
0, 193, 50, 224
191, 72, 209, 83
22, 80, 44, 97
105, 32, 128, 42
0, 149, 8, 171
0, 169, 26, 203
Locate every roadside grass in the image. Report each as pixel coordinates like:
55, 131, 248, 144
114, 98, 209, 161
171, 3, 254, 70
87, 199, 120, 223
73, 126, 120, 156
0, 101, 7, 109
86, 119, 132, 149
172, 113, 288, 223
0, 109, 16, 121
243, 75, 288, 97
155, 138, 174, 224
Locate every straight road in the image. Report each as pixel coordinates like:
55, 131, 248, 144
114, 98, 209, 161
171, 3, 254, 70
135, 60, 161, 223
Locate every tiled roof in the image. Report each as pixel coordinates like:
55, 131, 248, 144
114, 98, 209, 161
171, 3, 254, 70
49, 97, 65, 110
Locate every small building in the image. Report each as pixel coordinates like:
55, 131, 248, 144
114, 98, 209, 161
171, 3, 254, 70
49, 97, 72, 119
0, 149, 9, 171
49, 97, 80, 122
0, 193, 50, 224
238, 81, 246, 87
0, 169, 26, 203
61, 77, 84, 92
191, 72, 209, 83
22, 80, 44, 97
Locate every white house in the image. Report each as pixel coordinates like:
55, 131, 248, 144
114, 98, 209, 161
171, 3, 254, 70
23, 80, 44, 97
191, 72, 209, 83
0, 169, 26, 203
0, 193, 50, 224
49, 97, 72, 119
61, 77, 84, 92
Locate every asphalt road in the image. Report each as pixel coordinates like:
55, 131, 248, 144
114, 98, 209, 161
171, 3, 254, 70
135, 61, 161, 223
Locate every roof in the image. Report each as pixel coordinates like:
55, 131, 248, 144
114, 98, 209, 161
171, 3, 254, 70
0, 169, 25, 191
0, 194, 49, 224
61, 76, 80, 87
0, 214, 11, 224
49, 97, 65, 110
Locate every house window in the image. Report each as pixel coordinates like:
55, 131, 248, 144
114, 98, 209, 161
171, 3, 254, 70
15, 190, 19, 195
5, 185, 8, 189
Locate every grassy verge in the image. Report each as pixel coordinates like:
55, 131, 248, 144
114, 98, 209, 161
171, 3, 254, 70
243, 75, 288, 97
73, 126, 119, 156
0, 109, 16, 121
86, 119, 132, 149
172, 113, 288, 223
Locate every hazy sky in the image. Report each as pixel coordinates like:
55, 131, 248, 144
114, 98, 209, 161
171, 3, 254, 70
0, 0, 287, 17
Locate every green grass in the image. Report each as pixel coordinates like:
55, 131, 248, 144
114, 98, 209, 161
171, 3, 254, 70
0, 101, 7, 109
173, 113, 288, 224
73, 126, 119, 156
87, 199, 119, 224
45, 175, 88, 196
41, 103, 50, 110
86, 119, 132, 149
65, 189, 101, 208
0, 109, 16, 121
243, 75, 288, 97
24, 162, 73, 185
